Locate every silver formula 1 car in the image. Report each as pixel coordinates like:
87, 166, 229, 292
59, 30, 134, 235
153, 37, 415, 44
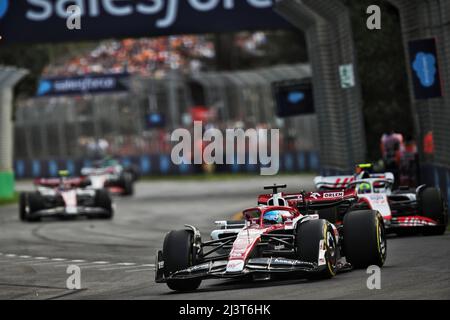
155, 184, 387, 292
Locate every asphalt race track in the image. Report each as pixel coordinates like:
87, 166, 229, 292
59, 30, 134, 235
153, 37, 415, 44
0, 175, 449, 300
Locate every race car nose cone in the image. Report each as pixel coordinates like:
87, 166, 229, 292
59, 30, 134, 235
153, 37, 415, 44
226, 259, 245, 273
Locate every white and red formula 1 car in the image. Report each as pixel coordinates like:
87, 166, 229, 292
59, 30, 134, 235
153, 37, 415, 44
314, 169, 448, 235
81, 158, 136, 196
156, 184, 387, 292
19, 171, 113, 222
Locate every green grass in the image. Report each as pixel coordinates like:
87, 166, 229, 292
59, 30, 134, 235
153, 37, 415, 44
140, 172, 315, 182
0, 192, 19, 206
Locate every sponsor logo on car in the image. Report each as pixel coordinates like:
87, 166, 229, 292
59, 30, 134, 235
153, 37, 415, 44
309, 192, 321, 199
273, 258, 302, 265
226, 260, 245, 273
187, 263, 209, 272
323, 192, 344, 199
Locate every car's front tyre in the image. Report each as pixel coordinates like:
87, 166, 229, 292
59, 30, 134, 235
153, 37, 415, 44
296, 219, 337, 279
20, 192, 43, 222
162, 229, 202, 291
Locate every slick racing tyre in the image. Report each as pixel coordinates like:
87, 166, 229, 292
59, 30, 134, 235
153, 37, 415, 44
19, 192, 27, 222
343, 210, 386, 268
163, 230, 202, 291
95, 189, 113, 219
20, 192, 44, 222
296, 219, 337, 279
120, 173, 134, 196
420, 187, 447, 236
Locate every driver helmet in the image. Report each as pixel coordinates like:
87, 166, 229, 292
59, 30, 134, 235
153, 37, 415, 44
358, 182, 371, 194
263, 210, 283, 225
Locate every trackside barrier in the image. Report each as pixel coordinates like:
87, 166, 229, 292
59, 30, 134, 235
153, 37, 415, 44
14, 152, 319, 179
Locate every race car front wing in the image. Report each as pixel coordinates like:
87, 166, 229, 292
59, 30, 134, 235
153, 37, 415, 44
155, 250, 324, 282
29, 206, 110, 217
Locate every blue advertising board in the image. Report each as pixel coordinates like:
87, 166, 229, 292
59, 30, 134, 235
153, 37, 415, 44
0, 0, 290, 44
408, 38, 443, 99
36, 73, 129, 96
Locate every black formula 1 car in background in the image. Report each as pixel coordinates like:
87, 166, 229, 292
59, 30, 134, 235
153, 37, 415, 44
156, 184, 387, 292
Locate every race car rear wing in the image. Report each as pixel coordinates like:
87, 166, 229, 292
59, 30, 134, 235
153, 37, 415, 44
34, 177, 87, 188
314, 172, 395, 190
257, 189, 358, 211
313, 175, 355, 190
81, 167, 115, 176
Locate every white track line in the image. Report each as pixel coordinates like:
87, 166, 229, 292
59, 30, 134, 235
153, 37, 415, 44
125, 267, 155, 273
79, 263, 120, 270
25, 258, 67, 266
51, 258, 67, 262
0, 258, 35, 264
53, 260, 89, 268
99, 264, 139, 271
11, 259, 54, 265
0, 255, 36, 263
0, 252, 150, 273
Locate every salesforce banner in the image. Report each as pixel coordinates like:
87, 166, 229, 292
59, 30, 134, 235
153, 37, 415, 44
0, 0, 290, 44
36, 73, 129, 96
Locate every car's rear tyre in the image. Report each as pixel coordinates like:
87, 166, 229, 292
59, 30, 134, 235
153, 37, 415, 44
296, 219, 337, 279
95, 189, 113, 219
120, 173, 134, 196
125, 167, 140, 182
419, 187, 447, 236
19, 192, 27, 221
23, 192, 43, 222
343, 210, 386, 268
163, 230, 202, 291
